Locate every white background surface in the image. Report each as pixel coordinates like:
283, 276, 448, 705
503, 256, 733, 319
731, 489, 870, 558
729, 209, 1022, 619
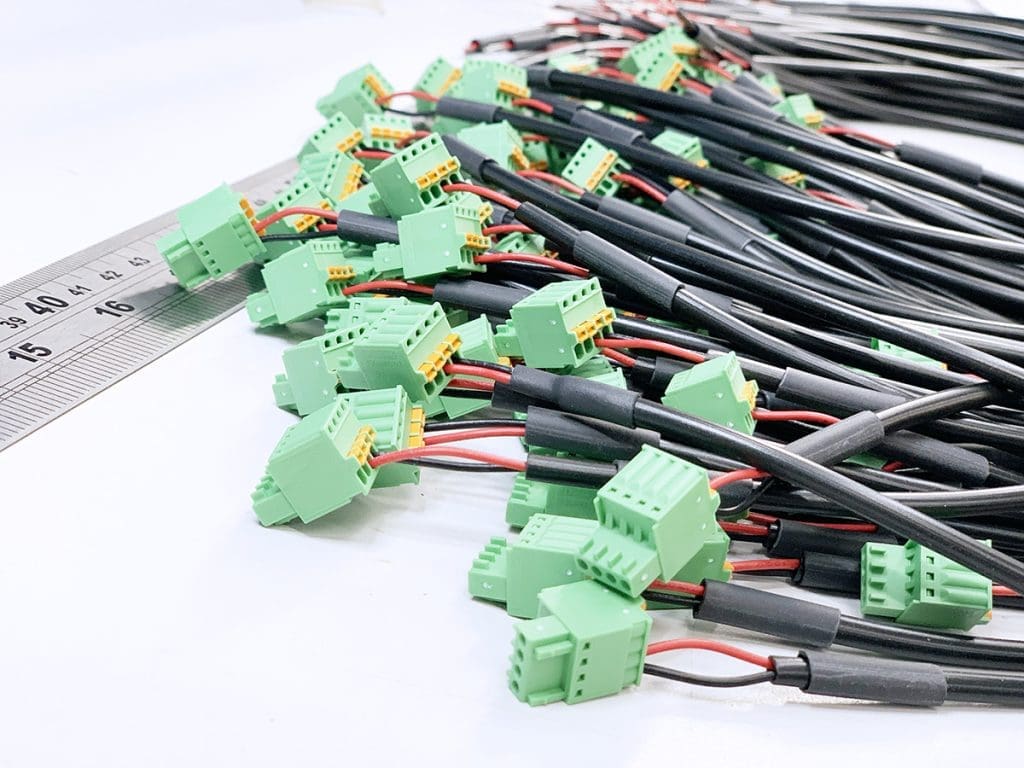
2, 2, 1024, 766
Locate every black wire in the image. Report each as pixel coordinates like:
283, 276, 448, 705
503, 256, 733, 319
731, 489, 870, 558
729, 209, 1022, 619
401, 458, 519, 473
643, 663, 775, 689
424, 418, 524, 432
454, 358, 513, 374
260, 230, 339, 242
876, 384, 1006, 433
641, 590, 701, 609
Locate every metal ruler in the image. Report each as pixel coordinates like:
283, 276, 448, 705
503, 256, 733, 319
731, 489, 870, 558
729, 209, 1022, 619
0, 160, 298, 451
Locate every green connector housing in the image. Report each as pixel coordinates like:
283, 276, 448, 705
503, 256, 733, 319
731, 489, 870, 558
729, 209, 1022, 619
369, 133, 464, 218
651, 129, 707, 191
508, 580, 650, 706
661, 352, 758, 435
396, 192, 490, 280
690, 59, 743, 86
414, 57, 463, 111
495, 278, 614, 369
561, 137, 628, 196
634, 49, 685, 93
861, 540, 992, 630
157, 184, 267, 289
648, 524, 730, 609
251, 397, 377, 525
745, 157, 806, 188
506, 473, 599, 528
277, 323, 370, 416
577, 445, 720, 597
480, 514, 600, 618
370, 242, 404, 279
337, 183, 383, 216
773, 93, 823, 128
299, 112, 364, 160
316, 63, 393, 122
457, 121, 529, 171
759, 72, 783, 96
571, 355, 627, 389
339, 386, 424, 488
547, 53, 598, 75
255, 174, 332, 246
450, 59, 529, 109
324, 296, 411, 335
494, 231, 547, 255
522, 136, 553, 171
440, 316, 501, 418
246, 239, 360, 328
872, 338, 945, 369
468, 537, 509, 606
298, 150, 364, 206
362, 113, 416, 154
352, 301, 460, 403
619, 25, 699, 74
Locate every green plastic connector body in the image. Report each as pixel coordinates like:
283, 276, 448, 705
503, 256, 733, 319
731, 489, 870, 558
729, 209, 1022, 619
494, 231, 547, 255
299, 112, 364, 160
495, 278, 614, 369
451, 59, 529, 108
339, 386, 424, 488
572, 356, 627, 389
648, 524, 731, 609
651, 129, 707, 191
251, 397, 377, 525
371, 242, 404, 279
506, 474, 599, 528
414, 56, 462, 111
661, 352, 759, 435
872, 338, 945, 368
469, 537, 510, 606
277, 323, 370, 416
635, 49, 686, 93
508, 580, 650, 706
362, 113, 416, 154
561, 137, 628, 196
619, 26, 700, 74
456, 121, 529, 171
690, 59, 743, 86
522, 136, 552, 171
861, 540, 993, 630
317, 63, 393, 122
758, 72, 783, 96
396, 192, 491, 280
246, 240, 359, 328
352, 301, 460, 403
547, 53, 598, 75
325, 296, 411, 335
298, 151, 364, 206
439, 316, 501, 418
156, 184, 266, 289
745, 157, 807, 188
577, 445, 720, 597
255, 175, 333, 259
368, 133, 464, 218
774, 93, 824, 128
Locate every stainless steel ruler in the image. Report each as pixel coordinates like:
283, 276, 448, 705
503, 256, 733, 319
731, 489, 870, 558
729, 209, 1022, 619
0, 160, 298, 451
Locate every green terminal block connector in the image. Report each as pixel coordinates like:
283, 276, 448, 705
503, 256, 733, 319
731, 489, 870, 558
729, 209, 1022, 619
547, 52, 598, 75
648, 524, 731, 609
745, 157, 807, 188
634, 49, 685, 93
317, 63, 393, 122
576, 445, 720, 597
774, 93, 824, 128
495, 278, 614, 370
651, 129, 708, 191
457, 121, 530, 171
251, 397, 377, 526
450, 59, 529, 108
619, 25, 699, 75
369, 133, 463, 218
339, 386, 425, 488
759, 72, 783, 96
414, 56, 462, 111
861, 540, 993, 630
371, 242, 405, 279
299, 150, 364, 206
872, 338, 946, 369
352, 301, 461, 403
508, 580, 650, 706
255, 175, 333, 245
362, 113, 416, 154
571, 355, 627, 389
157, 184, 267, 289
494, 231, 547, 255
440, 316, 502, 418
506, 473, 599, 528
470, 514, 600, 619
396, 192, 491, 280
661, 352, 759, 435
561, 137, 628, 197
299, 112, 364, 160
324, 296, 411, 334
275, 323, 371, 416
246, 239, 360, 328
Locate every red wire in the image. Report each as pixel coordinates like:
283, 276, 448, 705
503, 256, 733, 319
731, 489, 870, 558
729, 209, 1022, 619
702, 60, 736, 81
994, 585, 1019, 597
511, 97, 555, 115
819, 126, 896, 150
752, 408, 839, 426
519, 133, 550, 143
596, 337, 705, 364
395, 130, 433, 148
682, 78, 713, 95
444, 362, 512, 384
730, 558, 801, 573
745, 511, 878, 533
710, 467, 769, 491
442, 183, 521, 210
250, 206, 338, 233
881, 460, 904, 472
341, 280, 435, 297
516, 169, 584, 195
375, 90, 439, 105
593, 66, 635, 82
368, 445, 525, 471
647, 579, 704, 597
482, 223, 534, 237
446, 377, 496, 393
613, 173, 668, 203
720, 521, 770, 538
719, 49, 751, 69
352, 149, 393, 160
475, 252, 589, 277
423, 427, 526, 445
646, 638, 774, 670
602, 348, 637, 367
806, 189, 868, 210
